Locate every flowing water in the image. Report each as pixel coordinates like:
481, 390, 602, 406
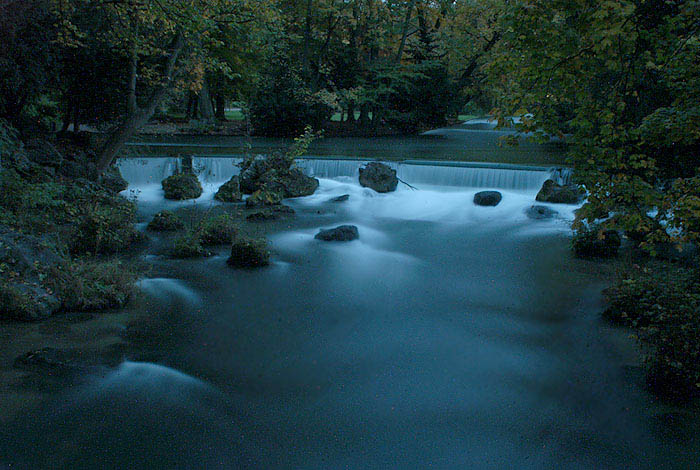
1, 153, 698, 469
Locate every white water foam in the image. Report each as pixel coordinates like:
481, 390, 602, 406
136, 278, 201, 306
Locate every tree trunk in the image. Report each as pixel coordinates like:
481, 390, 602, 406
198, 78, 215, 123
346, 101, 355, 122
215, 94, 226, 121
96, 32, 184, 173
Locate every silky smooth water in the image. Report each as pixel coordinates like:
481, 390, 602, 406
1, 156, 698, 470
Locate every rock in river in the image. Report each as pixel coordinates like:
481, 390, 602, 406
228, 238, 270, 268
359, 162, 398, 193
526, 205, 558, 220
315, 225, 359, 242
536, 179, 585, 204
473, 191, 502, 206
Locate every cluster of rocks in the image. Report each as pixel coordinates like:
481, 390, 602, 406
239, 155, 319, 198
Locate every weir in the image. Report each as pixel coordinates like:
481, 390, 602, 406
117, 156, 572, 192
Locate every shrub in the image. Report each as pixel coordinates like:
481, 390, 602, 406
51, 259, 138, 312
572, 228, 621, 259
604, 263, 700, 400
147, 210, 184, 231
198, 214, 238, 246
70, 197, 140, 255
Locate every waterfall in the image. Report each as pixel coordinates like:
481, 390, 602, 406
296, 158, 571, 191
118, 157, 572, 192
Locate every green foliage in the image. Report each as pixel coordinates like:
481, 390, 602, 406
488, 0, 700, 249
572, 228, 621, 259
604, 263, 700, 400
51, 259, 138, 312
70, 195, 139, 255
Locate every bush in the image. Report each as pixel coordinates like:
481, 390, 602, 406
227, 237, 270, 268
198, 214, 238, 246
161, 173, 202, 200
604, 263, 700, 400
70, 197, 140, 255
51, 260, 138, 312
572, 228, 621, 258
147, 210, 184, 231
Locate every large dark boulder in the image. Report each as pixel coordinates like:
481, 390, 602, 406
240, 155, 319, 198
315, 225, 359, 242
536, 179, 585, 204
239, 156, 274, 194
162, 173, 202, 200
228, 238, 270, 268
276, 168, 319, 197
214, 176, 242, 202
473, 191, 502, 206
572, 229, 621, 258
359, 162, 398, 193
526, 205, 558, 220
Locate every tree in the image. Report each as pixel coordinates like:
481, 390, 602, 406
487, 0, 700, 249
52, 0, 269, 172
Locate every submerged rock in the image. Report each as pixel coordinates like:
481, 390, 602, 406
214, 176, 242, 202
228, 238, 270, 268
473, 191, 502, 206
572, 229, 621, 258
359, 162, 398, 193
315, 225, 359, 242
162, 173, 202, 200
246, 210, 277, 222
536, 179, 585, 204
526, 205, 558, 220
330, 194, 350, 202
273, 204, 295, 214
14, 348, 85, 374
147, 210, 184, 231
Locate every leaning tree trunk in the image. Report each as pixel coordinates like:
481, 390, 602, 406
96, 32, 184, 173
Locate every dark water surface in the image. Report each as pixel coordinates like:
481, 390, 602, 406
1, 155, 698, 469
127, 126, 567, 165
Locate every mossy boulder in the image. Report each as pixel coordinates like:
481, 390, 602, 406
214, 176, 242, 202
572, 228, 621, 258
536, 179, 585, 204
170, 233, 210, 258
198, 214, 238, 246
473, 191, 502, 206
245, 188, 282, 208
239, 155, 319, 197
162, 173, 202, 200
147, 210, 184, 231
227, 237, 270, 268
359, 162, 398, 193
